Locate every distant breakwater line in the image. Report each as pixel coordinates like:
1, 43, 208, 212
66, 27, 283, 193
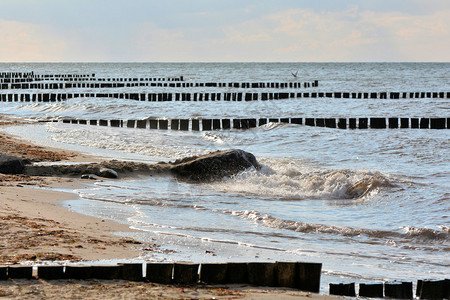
1, 91, 449, 103
56, 117, 450, 130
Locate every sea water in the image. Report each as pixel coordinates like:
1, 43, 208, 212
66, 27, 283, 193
1, 63, 449, 290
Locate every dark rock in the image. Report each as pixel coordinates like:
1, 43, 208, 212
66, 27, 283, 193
0, 154, 25, 174
97, 168, 118, 179
170, 149, 261, 182
24, 149, 261, 183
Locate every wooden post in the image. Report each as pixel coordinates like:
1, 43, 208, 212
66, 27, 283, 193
420, 118, 429, 129
225, 263, 248, 284
126, 120, 135, 128
213, 119, 221, 130
359, 283, 384, 298
202, 119, 212, 131
389, 118, 399, 129
171, 119, 179, 130
370, 118, 386, 129
7, 266, 33, 279
64, 266, 92, 279
149, 119, 158, 129
173, 263, 199, 284
159, 119, 168, 130
384, 281, 413, 299
247, 263, 276, 287
275, 262, 297, 288
305, 118, 315, 126
120, 263, 143, 281
418, 280, 447, 300
192, 119, 200, 131
291, 118, 302, 125
179, 119, 189, 131
411, 118, 419, 128
359, 118, 368, 129
430, 118, 445, 129
222, 119, 231, 129
259, 118, 267, 126
329, 283, 356, 296
400, 118, 409, 128
325, 118, 336, 128
146, 263, 173, 284
0, 266, 7, 280
37, 266, 64, 280
315, 118, 325, 127
136, 120, 147, 129
296, 262, 322, 293
90, 265, 122, 279
200, 263, 228, 284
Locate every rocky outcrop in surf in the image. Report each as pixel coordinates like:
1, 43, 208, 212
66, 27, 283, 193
20, 149, 261, 182
170, 149, 261, 182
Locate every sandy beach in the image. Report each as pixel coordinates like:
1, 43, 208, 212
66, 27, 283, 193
0, 116, 337, 299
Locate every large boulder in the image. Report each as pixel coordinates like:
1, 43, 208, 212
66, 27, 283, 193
170, 149, 261, 182
0, 154, 25, 174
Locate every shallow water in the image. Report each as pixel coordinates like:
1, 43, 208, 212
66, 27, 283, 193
1, 62, 449, 289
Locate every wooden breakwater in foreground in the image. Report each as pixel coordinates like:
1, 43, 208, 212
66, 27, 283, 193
1, 263, 448, 298
59, 117, 450, 130
329, 280, 450, 299
0, 262, 321, 293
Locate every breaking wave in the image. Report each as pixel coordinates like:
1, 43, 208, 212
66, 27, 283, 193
208, 157, 396, 200
230, 210, 450, 243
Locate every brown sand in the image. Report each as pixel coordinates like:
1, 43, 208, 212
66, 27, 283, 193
0, 116, 337, 299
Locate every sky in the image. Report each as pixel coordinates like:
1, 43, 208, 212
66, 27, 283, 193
0, 0, 449, 62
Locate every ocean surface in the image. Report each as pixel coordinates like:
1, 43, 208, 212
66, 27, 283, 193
1, 63, 449, 290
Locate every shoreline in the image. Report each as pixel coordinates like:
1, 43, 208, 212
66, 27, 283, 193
1, 116, 149, 263
0, 116, 336, 299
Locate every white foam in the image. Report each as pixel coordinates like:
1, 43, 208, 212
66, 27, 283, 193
208, 157, 394, 200
46, 122, 208, 161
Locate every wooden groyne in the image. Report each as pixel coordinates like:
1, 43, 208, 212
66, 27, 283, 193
1, 91, 449, 103
2, 263, 448, 298
329, 279, 449, 299
0, 72, 317, 89
0, 81, 316, 90
0, 262, 321, 293
60, 117, 449, 130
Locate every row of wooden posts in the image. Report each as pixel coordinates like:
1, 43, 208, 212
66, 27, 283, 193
61, 117, 450, 130
1, 91, 449, 103
1, 263, 448, 298
0, 81, 317, 89
0, 262, 321, 293
0, 72, 182, 82
0, 76, 183, 84
0, 72, 93, 79
330, 279, 449, 299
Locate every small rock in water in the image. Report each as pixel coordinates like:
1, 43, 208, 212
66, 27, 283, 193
81, 174, 97, 180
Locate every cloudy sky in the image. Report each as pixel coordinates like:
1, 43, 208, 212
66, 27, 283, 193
0, 0, 449, 62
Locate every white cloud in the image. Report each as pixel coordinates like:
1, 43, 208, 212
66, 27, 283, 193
0, 20, 70, 62
207, 7, 450, 61
0, 4, 449, 62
